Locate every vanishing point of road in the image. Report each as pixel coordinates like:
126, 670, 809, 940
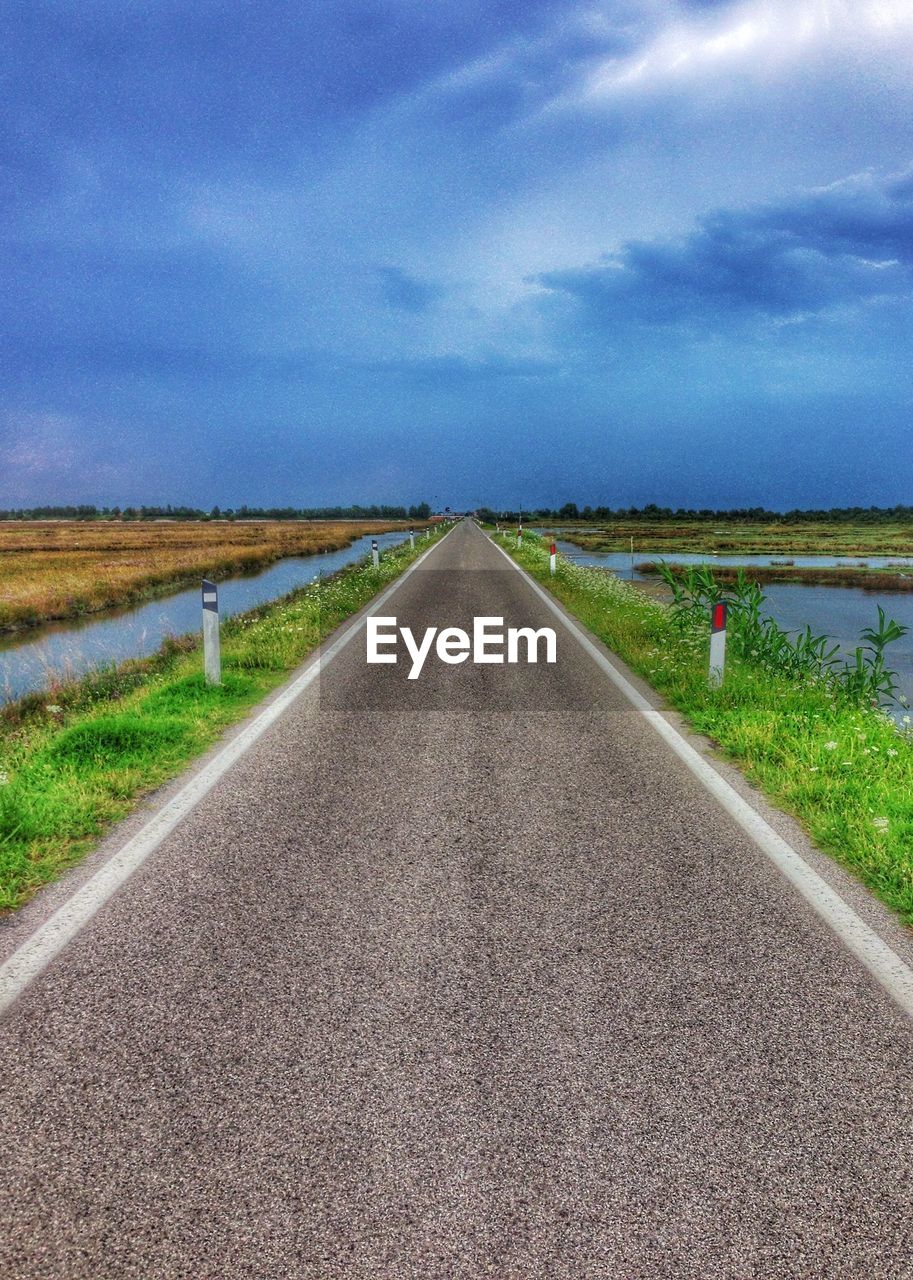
2, 519, 913, 1278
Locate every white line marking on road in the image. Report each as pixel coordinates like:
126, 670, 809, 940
490, 533, 913, 1022
0, 530, 452, 1019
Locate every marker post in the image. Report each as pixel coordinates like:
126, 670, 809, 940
202, 579, 221, 685
709, 600, 728, 687
372, 540, 380, 568
549, 542, 557, 575
516, 527, 523, 549
409, 528, 415, 549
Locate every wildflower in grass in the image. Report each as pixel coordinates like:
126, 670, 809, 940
824, 740, 838, 750
873, 816, 889, 832
45, 704, 63, 714
0, 770, 9, 785
887, 748, 899, 757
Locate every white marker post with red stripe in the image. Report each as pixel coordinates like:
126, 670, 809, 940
372, 539, 380, 568
202, 579, 221, 686
549, 542, 557, 575
709, 600, 728, 687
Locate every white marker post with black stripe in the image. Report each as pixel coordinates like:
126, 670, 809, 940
549, 542, 557, 575
409, 528, 415, 549
709, 600, 727, 687
372, 539, 380, 568
202, 579, 221, 685
516, 526, 523, 549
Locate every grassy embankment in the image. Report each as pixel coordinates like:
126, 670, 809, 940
537, 519, 913, 556
0, 519, 416, 631
501, 531, 913, 925
0, 529, 444, 912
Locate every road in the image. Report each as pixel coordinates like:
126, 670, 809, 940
2, 519, 913, 1278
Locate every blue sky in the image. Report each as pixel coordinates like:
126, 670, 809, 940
3, 0, 913, 509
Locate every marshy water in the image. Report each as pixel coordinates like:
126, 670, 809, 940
551, 545, 913, 576
555, 541, 913, 711
0, 530, 413, 705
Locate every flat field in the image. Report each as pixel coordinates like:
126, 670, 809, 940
0, 520, 412, 631
536, 520, 913, 557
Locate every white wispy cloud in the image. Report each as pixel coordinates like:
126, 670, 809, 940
579, 0, 913, 100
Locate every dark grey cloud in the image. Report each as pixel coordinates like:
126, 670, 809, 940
536, 170, 913, 331
376, 267, 444, 313
1, 0, 573, 179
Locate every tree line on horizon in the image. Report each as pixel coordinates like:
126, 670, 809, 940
0, 502, 434, 522
478, 503, 913, 524
1, 501, 911, 524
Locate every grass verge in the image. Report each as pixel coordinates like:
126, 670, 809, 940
498, 531, 913, 926
0, 530, 445, 912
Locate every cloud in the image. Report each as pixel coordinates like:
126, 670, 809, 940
535, 168, 913, 332
376, 267, 444, 313
357, 353, 559, 382
0, 411, 135, 502
578, 0, 913, 103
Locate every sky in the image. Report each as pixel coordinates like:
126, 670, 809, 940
2, 0, 913, 510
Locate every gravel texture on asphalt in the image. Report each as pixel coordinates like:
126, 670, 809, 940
2, 519, 913, 1278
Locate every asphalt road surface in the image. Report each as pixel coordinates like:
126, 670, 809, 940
2, 520, 913, 1278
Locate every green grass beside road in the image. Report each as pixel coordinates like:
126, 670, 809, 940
0, 531, 444, 913
499, 531, 913, 927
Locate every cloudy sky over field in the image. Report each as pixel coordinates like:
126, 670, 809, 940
3, 0, 913, 508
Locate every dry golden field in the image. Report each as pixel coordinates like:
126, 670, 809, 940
0, 520, 411, 630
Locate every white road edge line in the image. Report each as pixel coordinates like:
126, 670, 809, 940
490, 532, 913, 1022
0, 529, 453, 1018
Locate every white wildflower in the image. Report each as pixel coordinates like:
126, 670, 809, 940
45, 704, 63, 714
873, 816, 889, 832
0, 770, 9, 786
824, 740, 838, 750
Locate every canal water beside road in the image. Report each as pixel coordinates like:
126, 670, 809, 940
0, 531, 412, 705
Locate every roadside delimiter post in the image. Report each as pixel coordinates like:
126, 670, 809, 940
410, 528, 415, 549
202, 579, 221, 685
516, 527, 522, 549
550, 542, 557, 575
372, 539, 380, 568
709, 600, 728, 687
